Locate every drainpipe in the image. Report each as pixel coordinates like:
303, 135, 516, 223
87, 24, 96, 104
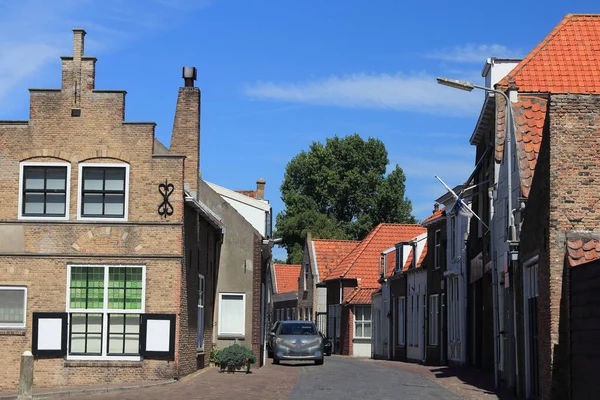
489, 187, 500, 388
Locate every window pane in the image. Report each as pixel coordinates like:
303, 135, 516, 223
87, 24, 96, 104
46, 193, 66, 215
0, 289, 25, 326
124, 335, 139, 354
84, 169, 104, 190
220, 294, 244, 334
46, 168, 66, 190
88, 314, 102, 333
71, 334, 86, 353
355, 306, 363, 320
105, 169, 125, 191
108, 334, 124, 354
356, 323, 363, 337
125, 315, 140, 333
364, 307, 371, 321
104, 194, 124, 215
25, 168, 44, 189
126, 268, 142, 288
364, 322, 371, 338
83, 193, 103, 215
87, 334, 102, 353
110, 314, 125, 333
24, 193, 44, 214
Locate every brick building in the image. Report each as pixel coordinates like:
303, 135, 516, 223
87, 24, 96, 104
323, 223, 425, 357
0, 29, 223, 390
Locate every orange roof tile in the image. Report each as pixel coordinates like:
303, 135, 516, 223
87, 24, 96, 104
384, 249, 397, 278
345, 287, 379, 305
235, 190, 257, 199
312, 238, 360, 281
567, 239, 600, 267
273, 264, 301, 294
325, 224, 426, 287
495, 95, 547, 198
422, 207, 445, 225
497, 14, 600, 94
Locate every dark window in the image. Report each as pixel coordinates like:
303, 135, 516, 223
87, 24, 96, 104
81, 167, 126, 217
22, 166, 67, 217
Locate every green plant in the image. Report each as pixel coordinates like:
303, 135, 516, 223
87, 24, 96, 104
218, 344, 257, 373
209, 346, 221, 365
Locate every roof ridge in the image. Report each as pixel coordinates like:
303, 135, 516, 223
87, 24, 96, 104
339, 224, 383, 278
496, 14, 573, 89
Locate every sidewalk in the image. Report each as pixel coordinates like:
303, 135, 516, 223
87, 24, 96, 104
0, 362, 299, 400
0, 378, 176, 400
365, 359, 518, 400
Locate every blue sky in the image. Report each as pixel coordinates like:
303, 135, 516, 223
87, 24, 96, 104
0, 0, 596, 260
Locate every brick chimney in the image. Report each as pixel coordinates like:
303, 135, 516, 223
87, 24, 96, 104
61, 29, 96, 98
256, 178, 266, 200
170, 67, 200, 198
433, 203, 439, 213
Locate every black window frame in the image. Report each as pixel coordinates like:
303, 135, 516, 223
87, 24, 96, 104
81, 167, 126, 218
22, 166, 68, 217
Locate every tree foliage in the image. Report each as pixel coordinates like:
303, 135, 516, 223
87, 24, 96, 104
275, 134, 416, 263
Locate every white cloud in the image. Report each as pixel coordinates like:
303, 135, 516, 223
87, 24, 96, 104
424, 44, 524, 63
244, 72, 482, 116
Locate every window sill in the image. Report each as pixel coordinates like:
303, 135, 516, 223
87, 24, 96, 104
217, 334, 245, 340
0, 329, 26, 336
64, 359, 143, 368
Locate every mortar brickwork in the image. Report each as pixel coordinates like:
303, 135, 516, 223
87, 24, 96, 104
0, 29, 221, 391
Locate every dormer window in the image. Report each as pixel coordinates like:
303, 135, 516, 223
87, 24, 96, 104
19, 162, 71, 220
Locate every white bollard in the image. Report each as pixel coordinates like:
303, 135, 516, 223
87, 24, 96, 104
17, 351, 33, 400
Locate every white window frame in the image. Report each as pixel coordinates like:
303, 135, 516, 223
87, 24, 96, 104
197, 274, 205, 350
434, 230, 441, 269
398, 297, 405, 345
218, 293, 246, 337
18, 161, 71, 221
77, 162, 130, 222
65, 264, 146, 361
353, 305, 372, 339
0, 286, 28, 329
429, 294, 439, 345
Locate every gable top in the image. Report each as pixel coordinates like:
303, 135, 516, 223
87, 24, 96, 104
325, 223, 426, 287
422, 207, 446, 226
497, 14, 600, 94
205, 181, 270, 211
273, 264, 301, 294
311, 238, 361, 282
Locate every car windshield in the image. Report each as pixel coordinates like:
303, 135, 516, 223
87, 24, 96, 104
280, 323, 317, 335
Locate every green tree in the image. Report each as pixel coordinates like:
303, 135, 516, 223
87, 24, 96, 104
275, 134, 416, 263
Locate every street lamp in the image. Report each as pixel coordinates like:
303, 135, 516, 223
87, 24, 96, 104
437, 76, 518, 389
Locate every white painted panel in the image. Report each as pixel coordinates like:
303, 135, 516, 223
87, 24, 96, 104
353, 340, 371, 357
146, 320, 170, 352
38, 318, 62, 350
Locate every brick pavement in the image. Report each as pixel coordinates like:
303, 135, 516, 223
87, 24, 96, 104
62, 362, 299, 400
364, 359, 518, 400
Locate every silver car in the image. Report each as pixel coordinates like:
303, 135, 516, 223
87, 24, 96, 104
272, 320, 324, 365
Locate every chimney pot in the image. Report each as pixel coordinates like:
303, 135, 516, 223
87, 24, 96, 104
433, 203, 439, 212
182, 67, 197, 87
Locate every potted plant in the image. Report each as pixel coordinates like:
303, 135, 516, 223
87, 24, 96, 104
218, 344, 257, 373
209, 346, 222, 368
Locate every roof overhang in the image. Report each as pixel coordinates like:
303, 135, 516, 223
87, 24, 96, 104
184, 193, 225, 233
469, 93, 496, 146
273, 291, 298, 303
206, 181, 271, 212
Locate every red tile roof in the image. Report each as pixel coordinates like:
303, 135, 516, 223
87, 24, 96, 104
384, 249, 397, 278
495, 96, 548, 198
497, 14, 600, 94
235, 190, 257, 199
345, 287, 379, 305
273, 264, 301, 294
325, 224, 426, 287
567, 239, 600, 267
312, 239, 360, 281
422, 207, 445, 225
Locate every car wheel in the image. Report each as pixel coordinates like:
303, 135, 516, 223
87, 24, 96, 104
315, 359, 324, 365
273, 358, 280, 365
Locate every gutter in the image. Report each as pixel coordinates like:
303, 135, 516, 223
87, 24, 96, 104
184, 193, 225, 233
